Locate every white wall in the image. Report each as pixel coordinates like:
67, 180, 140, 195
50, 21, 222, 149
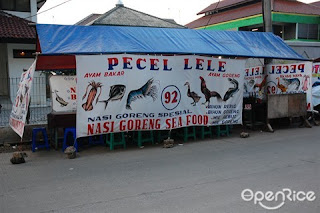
286, 41, 320, 60
30, 0, 37, 22
0, 43, 9, 96
7, 44, 35, 78
7, 43, 47, 106
4, 0, 38, 22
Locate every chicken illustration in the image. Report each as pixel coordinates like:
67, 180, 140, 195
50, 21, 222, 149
199, 76, 222, 106
184, 82, 201, 106
276, 77, 287, 93
254, 75, 268, 92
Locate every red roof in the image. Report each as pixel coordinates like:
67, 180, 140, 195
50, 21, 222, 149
186, 2, 262, 29
0, 11, 36, 42
76, 13, 102, 26
187, 0, 320, 29
198, 0, 255, 15
273, 0, 320, 15
310, 1, 320, 8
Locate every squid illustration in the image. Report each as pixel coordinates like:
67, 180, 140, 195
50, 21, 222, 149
302, 75, 310, 91
82, 81, 102, 111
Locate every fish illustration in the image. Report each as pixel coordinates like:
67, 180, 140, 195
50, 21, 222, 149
312, 82, 320, 87
24, 85, 29, 95
19, 92, 23, 106
244, 83, 248, 93
99, 84, 126, 109
54, 90, 68, 107
248, 79, 255, 87
126, 78, 158, 110
282, 78, 300, 90
223, 78, 239, 101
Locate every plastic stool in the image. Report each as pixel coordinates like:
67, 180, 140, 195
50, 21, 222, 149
134, 131, 154, 147
106, 133, 126, 150
200, 126, 213, 139
216, 125, 230, 138
62, 127, 78, 152
89, 135, 104, 145
32, 127, 50, 152
177, 126, 196, 142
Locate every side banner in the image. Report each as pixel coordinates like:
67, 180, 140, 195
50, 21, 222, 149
9, 60, 36, 138
76, 54, 245, 138
266, 62, 313, 110
49, 75, 77, 112
312, 63, 320, 107
244, 66, 267, 100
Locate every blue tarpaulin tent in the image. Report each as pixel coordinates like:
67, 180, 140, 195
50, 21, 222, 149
35, 24, 306, 70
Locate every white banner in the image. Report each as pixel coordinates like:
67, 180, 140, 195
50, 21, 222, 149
312, 63, 320, 107
9, 60, 36, 138
76, 54, 245, 138
266, 62, 313, 110
49, 75, 77, 112
244, 66, 267, 100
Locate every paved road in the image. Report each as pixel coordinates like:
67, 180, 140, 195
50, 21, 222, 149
0, 127, 319, 213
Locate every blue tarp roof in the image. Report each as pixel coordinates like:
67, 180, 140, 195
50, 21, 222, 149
36, 24, 306, 60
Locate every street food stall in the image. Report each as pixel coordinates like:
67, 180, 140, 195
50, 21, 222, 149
9, 24, 308, 146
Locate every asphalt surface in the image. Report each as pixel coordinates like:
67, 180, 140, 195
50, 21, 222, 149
0, 127, 319, 213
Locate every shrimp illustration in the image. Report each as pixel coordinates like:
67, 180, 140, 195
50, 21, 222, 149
126, 78, 158, 110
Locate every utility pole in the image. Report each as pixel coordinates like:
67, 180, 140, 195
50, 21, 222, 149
262, 0, 274, 132
262, 0, 272, 32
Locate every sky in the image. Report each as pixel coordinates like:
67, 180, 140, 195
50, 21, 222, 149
37, 0, 220, 25
37, 0, 318, 26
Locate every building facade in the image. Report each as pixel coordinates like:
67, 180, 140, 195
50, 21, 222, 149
0, 0, 46, 126
186, 0, 320, 59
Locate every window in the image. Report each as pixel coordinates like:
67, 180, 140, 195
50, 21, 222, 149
298, 24, 319, 40
239, 26, 263, 32
284, 24, 296, 40
0, 0, 30, 12
13, 49, 35, 58
273, 25, 283, 38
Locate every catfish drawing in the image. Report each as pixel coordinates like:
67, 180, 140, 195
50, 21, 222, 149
99, 84, 126, 109
54, 90, 68, 107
